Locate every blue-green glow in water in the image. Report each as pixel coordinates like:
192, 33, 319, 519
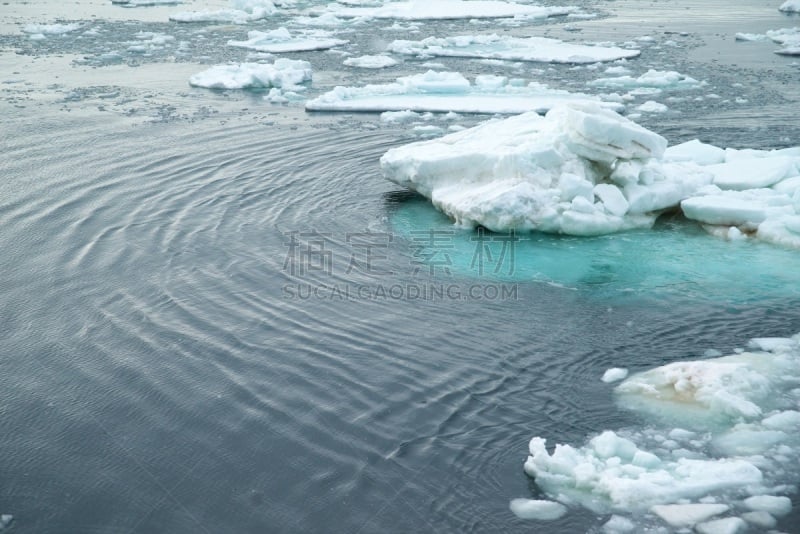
390, 195, 800, 303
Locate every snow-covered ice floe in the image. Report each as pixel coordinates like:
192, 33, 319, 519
779, 0, 800, 13
170, 0, 276, 24
343, 54, 398, 68
736, 27, 800, 56
189, 59, 311, 90
306, 70, 621, 115
381, 104, 800, 246
588, 69, 704, 91
228, 27, 349, 52
315, 0, 577, 20
388, 34, 639, 64
519, 332, 800, 530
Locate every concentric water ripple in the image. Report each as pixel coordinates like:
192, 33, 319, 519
2, 110, 800, 533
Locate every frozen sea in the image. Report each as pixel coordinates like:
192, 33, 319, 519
1, 0, 800, 532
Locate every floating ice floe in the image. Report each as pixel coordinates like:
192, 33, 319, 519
382, 103, 800, 246
306, 71, 621, 115
735, 27, 800, 55
314, 0, 577, 20
779, 0, 800, 12
343, 54, 398, 68
381, 104, 708, 235
388, 34, 640, 64
189, 59, 311, 90
22, 23, 82, 39
520, 332, 800, 531
228, 27, 349, 52
602, 368, 628, 383
170, 0, 276, 24
588, 69, 704, 91
112, 0, 182, 6
508, 498, 567, 520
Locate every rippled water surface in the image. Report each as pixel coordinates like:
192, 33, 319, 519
2, 0, 800, 532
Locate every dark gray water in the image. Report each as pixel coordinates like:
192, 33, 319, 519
2, 0, 800, 532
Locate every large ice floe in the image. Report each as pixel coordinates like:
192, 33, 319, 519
314, 0, 577, 20
306, 71, 621, 114
388, 34, 640, 64
228, 27, 349, 52
520, 333, 800, 531
381, 104, 800, 246
188, 59, 311, 90
170, 0, 276, 24
588, 69, 705, 91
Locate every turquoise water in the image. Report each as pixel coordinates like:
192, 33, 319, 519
391, 196, 800, 303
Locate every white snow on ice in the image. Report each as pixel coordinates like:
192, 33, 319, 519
306, 71, 621, 115
388, 34, 640, 64
228, 27, 349, 52
189, 59, 311, 90
314, 0, 578, 20
779, 0, 800, 13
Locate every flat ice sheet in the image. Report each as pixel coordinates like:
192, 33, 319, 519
306, 71, 621, 115
388, 34, 640, 64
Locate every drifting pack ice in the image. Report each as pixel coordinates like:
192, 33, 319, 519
381, 104, 800, 247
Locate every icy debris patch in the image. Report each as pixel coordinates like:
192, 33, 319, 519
170, 0, 276, 23
520, 333, 800, 530
228, 27, 349, 52
739, 27, 800, 55
316, 0, 578, 20
307, 71, 620, 115
380, 104, 711, 235
189, 59, 311, 90
779, 0, 800, 12
602, 368, 629, 383
636, 100, 667, 113
388, 34, 640, 64
508, 498, 567, 520
343, 55, 398, 68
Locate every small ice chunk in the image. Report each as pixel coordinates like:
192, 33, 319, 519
343, 55, 398, 68
602, 515, 636, 533
188, 59, 311, 90
636, 100, 668, 113
742, 495, 792, 517
664, 139, 726, 165
694, 517, 746, 534
650, 503, 729, 527
594, 184, 629, 216
602, 367, 629, 383
508, 498, 567, 520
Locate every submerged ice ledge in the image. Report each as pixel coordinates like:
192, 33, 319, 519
520, 333, 800, 531
380, 104, 800, 247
